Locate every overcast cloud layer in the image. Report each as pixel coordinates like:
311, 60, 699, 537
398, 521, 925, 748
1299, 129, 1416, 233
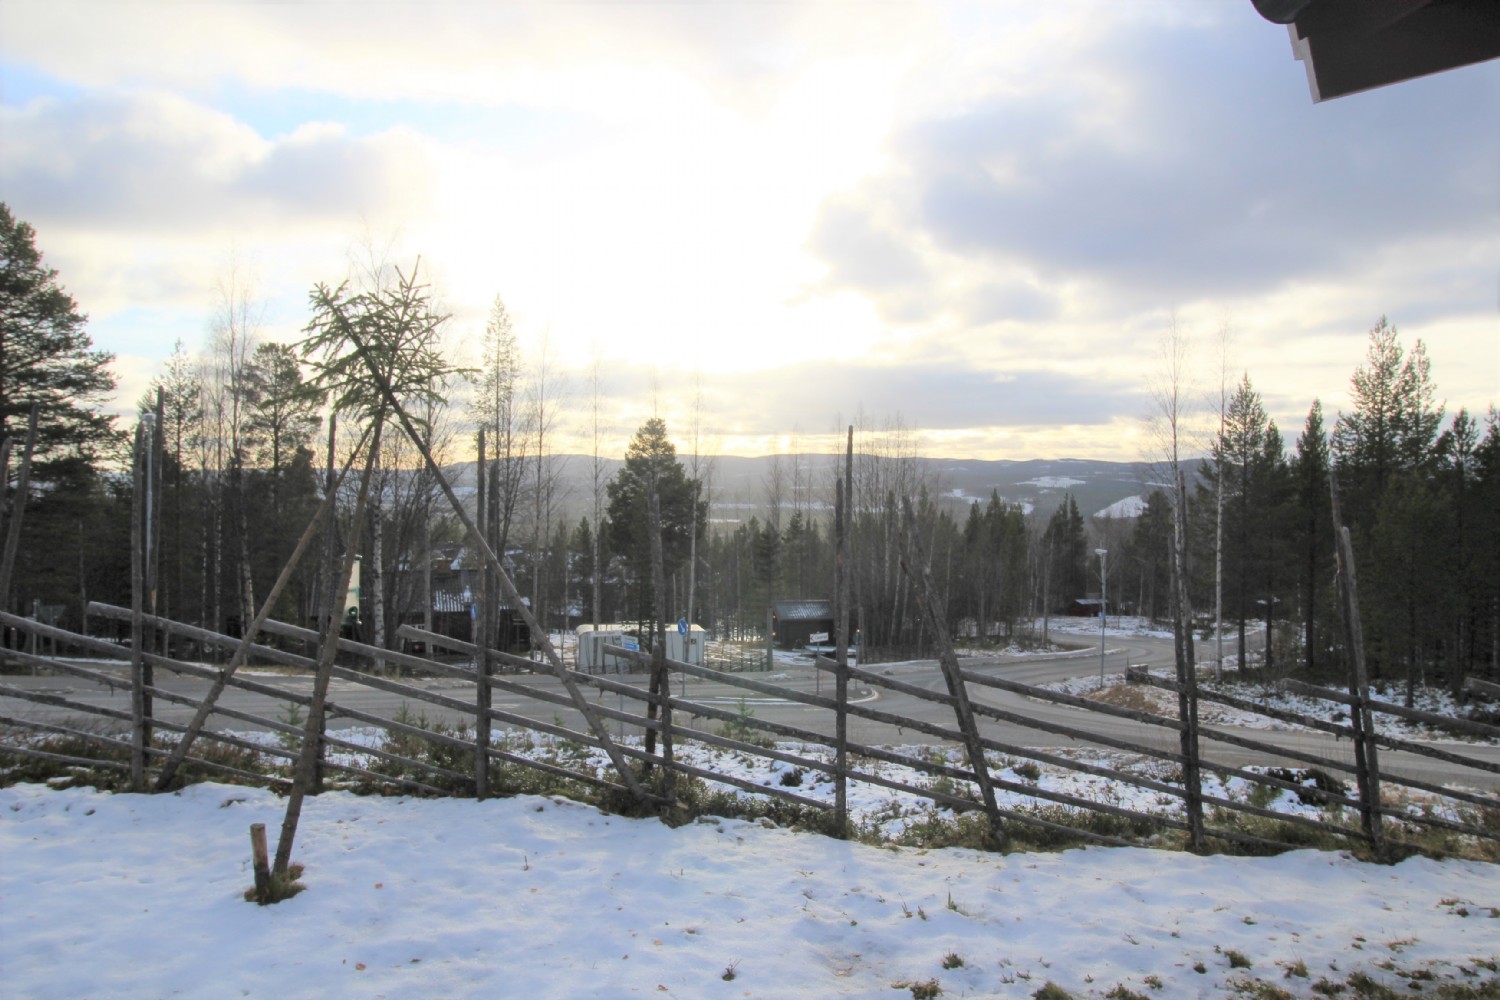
1, 2, 1494, 459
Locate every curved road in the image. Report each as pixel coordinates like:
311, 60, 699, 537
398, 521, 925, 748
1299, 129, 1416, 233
4, 629, 1497, 792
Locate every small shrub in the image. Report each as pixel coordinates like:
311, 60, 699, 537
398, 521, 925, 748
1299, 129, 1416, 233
910, 978, 942, 999
941, 952, 964, 969
721, 961, 739, 981
276, 702, 306, 753
1031, 983, 1073, 1000
717, 697, 773, 748
1014, 760, 1042, 782
1245, 778, 1282, 811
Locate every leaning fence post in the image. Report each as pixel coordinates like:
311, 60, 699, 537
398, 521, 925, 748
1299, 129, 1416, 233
1329, 471, 1384, 854
1173, 469, 1204, 849
899, 497, 1003, 847
474, 428, 491, 800
275, 417, 381, 877
310, 420, 340, 796
153, 420, 368, 791
333, 300, 652, 808
833, 438, 851, 834
647, 490, 675, 808
129, 417, 154, 790
150, 388, 164, 654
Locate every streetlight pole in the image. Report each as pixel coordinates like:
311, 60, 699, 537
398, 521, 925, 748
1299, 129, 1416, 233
1095, 548, 1108, 682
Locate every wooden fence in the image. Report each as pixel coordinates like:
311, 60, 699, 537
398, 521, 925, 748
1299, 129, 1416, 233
2, 601, 1498, 858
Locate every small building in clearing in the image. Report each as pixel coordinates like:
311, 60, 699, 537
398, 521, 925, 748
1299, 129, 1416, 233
771, 599, 835, 650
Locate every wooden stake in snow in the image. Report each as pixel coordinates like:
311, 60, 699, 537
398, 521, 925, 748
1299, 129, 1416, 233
249, 823, 271, 902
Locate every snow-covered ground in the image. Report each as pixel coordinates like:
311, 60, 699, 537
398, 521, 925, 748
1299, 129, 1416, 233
4, 780, 1498, 999
5, 620, 1497, 996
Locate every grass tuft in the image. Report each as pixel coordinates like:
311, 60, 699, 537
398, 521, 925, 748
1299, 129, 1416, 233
244, 862, 305, 905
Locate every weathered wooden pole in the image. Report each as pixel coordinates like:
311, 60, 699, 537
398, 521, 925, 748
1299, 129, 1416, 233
838, 427, 854, 827
1329, 470, 1384, 854
249, 823, 272, 903
646, 490, 675, 804
474, 428, 492, 800
765, 605, 774, 672
834, 476, 849, 831
329, 302, 652, 806
1173, 469, 1204, 849
129, 417, 153, 790
900, 497, 1003, 845
153, 420, 369, 791
275, 418, 381, 877
150, 388, 164, 654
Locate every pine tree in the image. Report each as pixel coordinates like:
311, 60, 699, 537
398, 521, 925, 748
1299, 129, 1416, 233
0, 203, 119, 481
1331, 317, 1445, 680
1332, 316, 1443, 529
0, 204, 122, 620
243, 343, 325, 496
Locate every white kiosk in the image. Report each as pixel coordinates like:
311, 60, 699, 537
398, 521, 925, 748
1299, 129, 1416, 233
575, 624, 635, 673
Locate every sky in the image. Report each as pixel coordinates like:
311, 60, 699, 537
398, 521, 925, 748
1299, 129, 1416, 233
1, 1, 1496, 461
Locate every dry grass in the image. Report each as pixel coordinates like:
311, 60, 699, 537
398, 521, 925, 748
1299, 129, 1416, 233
1089, 684, 1178, 717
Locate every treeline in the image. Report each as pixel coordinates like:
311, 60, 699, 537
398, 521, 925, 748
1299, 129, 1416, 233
681, 319, 1499, 697
3, 201, 1497, 698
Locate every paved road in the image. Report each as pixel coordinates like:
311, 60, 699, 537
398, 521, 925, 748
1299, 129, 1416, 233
3, 629, 1497, 792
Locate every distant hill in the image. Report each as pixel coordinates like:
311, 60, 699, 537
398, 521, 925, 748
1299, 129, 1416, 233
458, 455, 1178, 529
922, 457, 1163, 522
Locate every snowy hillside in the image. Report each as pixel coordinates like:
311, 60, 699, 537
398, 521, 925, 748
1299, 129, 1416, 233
3, 781, 1496, 999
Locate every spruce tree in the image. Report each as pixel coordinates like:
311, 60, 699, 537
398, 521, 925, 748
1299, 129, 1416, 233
605, 417, 705, 624
1292, 400, 1331, 675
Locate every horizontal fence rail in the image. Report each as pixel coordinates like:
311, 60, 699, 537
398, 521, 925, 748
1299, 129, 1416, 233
2, 604, 1497, 859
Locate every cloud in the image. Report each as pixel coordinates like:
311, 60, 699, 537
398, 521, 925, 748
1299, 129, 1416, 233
809, 198, 928, 292
809, 8, 1500, 315
961, 279, 1059, 325
0, 3, 859, 123
598, 359, 1143, 442
1, 91, 433, 235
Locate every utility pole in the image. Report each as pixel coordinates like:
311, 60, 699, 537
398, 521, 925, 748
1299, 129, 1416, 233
1095, 547, 1108, 682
